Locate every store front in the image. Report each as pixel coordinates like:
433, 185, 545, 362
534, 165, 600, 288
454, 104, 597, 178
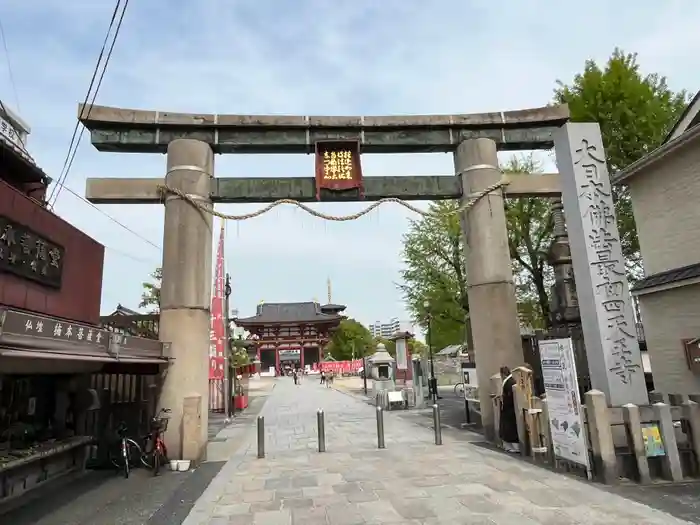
0, 308, 169, 507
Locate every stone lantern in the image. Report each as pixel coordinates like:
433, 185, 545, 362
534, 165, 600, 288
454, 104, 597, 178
368, 343, 395, 395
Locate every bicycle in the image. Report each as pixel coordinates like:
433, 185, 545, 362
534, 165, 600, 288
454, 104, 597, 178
453, 382, 465, 396
109, 421, 143, 479
140, 408, 171, 476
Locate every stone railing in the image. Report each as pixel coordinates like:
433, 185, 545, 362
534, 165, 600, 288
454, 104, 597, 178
490, 367, 700, 485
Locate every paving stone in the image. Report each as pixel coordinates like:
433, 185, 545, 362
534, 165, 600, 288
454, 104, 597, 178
356, 500, 403, 523
242, 490, 275, 503
250, 500, 284, 512
265, 478, 292, 490
332, 482, 364, 494
291, 475, 318, 488
240, 479, 263, 491
274, 489, 304, 499
346, 491, 379, 503
458, 494, 501, 514
302, 485, 335, 497
392, 499, 436, 520
291, 507, 329, 525
212, 503, 252, 516
252, 509, 292, 525
325, 503, 366, 525
280, 498, 314, 509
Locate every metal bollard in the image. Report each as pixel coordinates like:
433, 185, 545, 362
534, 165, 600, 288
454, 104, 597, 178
432, 404, 443, 445
257, 416, 265, 458
376, 406, 386, 449
317, 409, 326, 453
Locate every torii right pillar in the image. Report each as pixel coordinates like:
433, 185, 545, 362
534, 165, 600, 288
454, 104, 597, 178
455, 138, 524, 441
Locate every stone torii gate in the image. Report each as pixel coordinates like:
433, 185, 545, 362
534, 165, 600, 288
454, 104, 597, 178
80, 104, 647, 459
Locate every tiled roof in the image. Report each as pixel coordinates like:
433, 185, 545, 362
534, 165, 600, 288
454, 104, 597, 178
320, 303, 346, 311
632, 262, 700, 293
235, 302, 343, 325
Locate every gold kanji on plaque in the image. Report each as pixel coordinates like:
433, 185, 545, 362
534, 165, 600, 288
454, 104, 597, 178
322, 150, 353, 180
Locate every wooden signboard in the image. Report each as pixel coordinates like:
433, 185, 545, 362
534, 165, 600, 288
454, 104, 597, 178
314, 140, 363, 200
683, 338, 700, 375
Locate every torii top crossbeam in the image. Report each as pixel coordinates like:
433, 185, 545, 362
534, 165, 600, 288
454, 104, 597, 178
78, 104, 569, 154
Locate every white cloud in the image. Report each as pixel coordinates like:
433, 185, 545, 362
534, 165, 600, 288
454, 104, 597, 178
0, 0, 697, 328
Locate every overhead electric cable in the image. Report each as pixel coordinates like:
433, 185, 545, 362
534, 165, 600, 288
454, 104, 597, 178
48, 0, 130, 208
0, 15, 20, 112
61, 185, 162, 251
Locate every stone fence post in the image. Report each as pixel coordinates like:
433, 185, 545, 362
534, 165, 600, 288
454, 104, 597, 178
683, 400, 700, 475
622, 403, 651, 484
584, 390, 617, 483
539, 397, 555, 464
653, 402, 683, 482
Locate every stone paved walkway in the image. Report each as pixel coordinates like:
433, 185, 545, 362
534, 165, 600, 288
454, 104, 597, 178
183, 378, 694, 525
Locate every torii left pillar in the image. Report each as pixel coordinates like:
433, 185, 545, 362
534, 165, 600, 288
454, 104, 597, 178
158, 139, 214, 461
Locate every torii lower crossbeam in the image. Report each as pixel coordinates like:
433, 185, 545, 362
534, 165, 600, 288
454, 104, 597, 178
85, 173, 561, 204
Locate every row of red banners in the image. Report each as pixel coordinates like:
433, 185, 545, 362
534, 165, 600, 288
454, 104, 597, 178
315, 359, 364, 373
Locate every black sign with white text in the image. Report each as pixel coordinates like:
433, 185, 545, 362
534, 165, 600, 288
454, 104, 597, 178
0, 215, 64, 288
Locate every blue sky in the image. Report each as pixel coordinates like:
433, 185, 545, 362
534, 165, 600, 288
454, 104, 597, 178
0, 0, 697, 328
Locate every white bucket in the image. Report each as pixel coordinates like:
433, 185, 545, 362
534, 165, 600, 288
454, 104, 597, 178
177, 460, 191, 472
169, 460, 178, 471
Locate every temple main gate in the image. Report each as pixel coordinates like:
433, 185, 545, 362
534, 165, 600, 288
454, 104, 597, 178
80, 104, 648, 460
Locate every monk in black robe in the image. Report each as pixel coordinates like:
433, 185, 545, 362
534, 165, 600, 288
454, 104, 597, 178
499, 366, 520, 453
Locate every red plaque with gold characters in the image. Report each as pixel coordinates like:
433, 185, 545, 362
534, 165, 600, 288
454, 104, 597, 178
314, 140, 363, 200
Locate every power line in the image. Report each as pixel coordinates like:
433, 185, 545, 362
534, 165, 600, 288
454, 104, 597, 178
0, 15, 20, 112
60, 184, 162, 251
47, 0, 130, 208
0, 96, 161, 253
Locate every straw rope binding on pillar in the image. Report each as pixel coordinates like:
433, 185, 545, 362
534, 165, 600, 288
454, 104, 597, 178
156, 172, 509, 222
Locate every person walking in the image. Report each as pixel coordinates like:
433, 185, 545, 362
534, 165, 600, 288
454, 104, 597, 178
293, 368, 298, 386
499, 365, 519, 453
320, 371, 326, 385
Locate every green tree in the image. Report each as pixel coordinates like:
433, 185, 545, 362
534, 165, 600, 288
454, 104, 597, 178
370, 336, 427, 358
505, 155, 554, 330
409, 339, 427, 357
399, 157, 555, 342
398, 200, 467, 351
554, 48, 690, 279
326, 319, 373, 361
139, 267, 162, 313
229, 336, 251, 367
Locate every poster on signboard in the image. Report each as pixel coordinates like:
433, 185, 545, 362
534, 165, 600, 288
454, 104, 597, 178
538, 338, 590, 470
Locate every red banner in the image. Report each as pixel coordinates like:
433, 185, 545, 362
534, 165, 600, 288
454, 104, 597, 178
209, 224, 226, 380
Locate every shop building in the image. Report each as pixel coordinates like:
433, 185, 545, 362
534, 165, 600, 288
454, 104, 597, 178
0, 107, 169, 508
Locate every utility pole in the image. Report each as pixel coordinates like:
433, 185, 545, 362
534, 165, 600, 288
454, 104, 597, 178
224, 273, 232, 419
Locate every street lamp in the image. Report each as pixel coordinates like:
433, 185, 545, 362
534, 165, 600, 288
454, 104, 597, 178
423, 300, 438, 403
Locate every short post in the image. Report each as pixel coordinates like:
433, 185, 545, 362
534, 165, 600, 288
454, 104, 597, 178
317, 409, 326, 453
433, 404, 443, 445
257, 416, 265, 459
622, 403, 651, 484
376, 406, 385, 449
